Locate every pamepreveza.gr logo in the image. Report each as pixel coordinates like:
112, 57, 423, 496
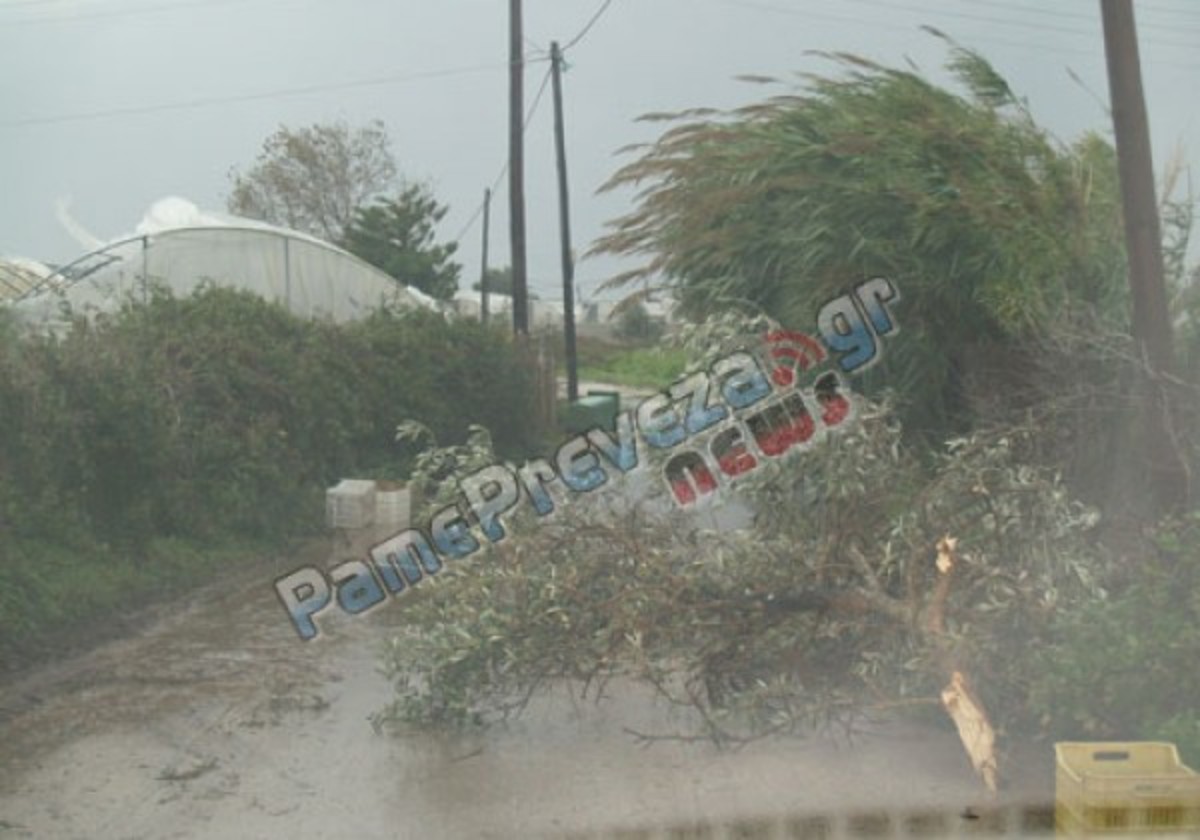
276, 278, 901, 641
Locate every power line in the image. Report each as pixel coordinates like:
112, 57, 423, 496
0, 0, 256, 26
451, 63, 554, 246
1137, 0, 1200, 18
0, 62, 510, 128
957, 0, 1096, 25
524, 34, 551, 60
958, 0, 1200, 33
830, 0, 1198, 51
562, 0, 614, 52
710, 0, 1200, 72
713, 0, 1093, 58
0, 0, 87, 9
451, 0, 616, 251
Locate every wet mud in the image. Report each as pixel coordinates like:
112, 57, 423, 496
0, 528, 1053, 839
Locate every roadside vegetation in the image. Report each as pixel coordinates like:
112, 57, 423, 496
377, 39, 1200, 783
228, 120, 462, 301
3, 36, 1197, 790
573, 336, 687, 390
0, 287, 539, 670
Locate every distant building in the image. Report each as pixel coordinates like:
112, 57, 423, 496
575, 290, 679, 339
451, 289, 582, 330
6, 197, 435, 330
0, 257, 55, 302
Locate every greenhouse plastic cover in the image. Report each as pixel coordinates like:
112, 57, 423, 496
0, 257, 54, 302
10, 197, 438, 327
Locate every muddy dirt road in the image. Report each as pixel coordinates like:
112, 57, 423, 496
0, 529, 1053, 839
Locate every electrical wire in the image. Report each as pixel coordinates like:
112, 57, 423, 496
737, 0, 1199, 52
0, 0, 86, 9
1137, 0, 1200, 19
831, 0, 1198, 50
562, 0, 614, 52
710, 0, 1200, 72
0, 62, 510, 128
524, 34, 551, 60
0, 0, 257, 27
957, 0, 1200, 33
714, 0, 1094, 58
450, 0, 616, 246
955, 0, 1099, 26
450, 63, 554, 247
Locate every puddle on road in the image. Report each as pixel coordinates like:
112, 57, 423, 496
0, 528, 1053, 839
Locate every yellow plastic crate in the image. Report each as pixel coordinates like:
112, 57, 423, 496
1056, 742, 1200, 835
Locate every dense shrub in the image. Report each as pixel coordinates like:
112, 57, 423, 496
1030, 513, 1200, 765
0, 286, 539, 666
592, 43, 1133, 443
613, 301, 665, 343
374, 312, 1200, 786
377, 390, 1107, 748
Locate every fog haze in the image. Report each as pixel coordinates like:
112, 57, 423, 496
2, 0, 1197, 300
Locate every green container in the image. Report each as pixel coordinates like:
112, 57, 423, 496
563, 390, 620, 434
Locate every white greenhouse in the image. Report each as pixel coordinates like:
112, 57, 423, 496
0, 257, 55, 303
7, 198, 437, 328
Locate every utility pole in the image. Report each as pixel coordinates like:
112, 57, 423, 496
551, 41, 579, 402
509, 0, 530, 336
1099, 0, 1189, 510
480, 187, 491, 325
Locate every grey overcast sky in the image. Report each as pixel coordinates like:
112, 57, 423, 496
1, 0, 1197, 301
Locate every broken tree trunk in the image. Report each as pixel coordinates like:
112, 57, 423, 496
927, 535, 999, 794
750, 534, 1001, 792
942, 669, 999, 793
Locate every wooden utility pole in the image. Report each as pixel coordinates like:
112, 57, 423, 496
551, 41, 580, 402
480, 187, 491, 325
509, 0, 530, 336
1099, 0, 1189, 510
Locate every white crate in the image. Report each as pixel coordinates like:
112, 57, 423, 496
326, 479, 376, 529
374, 482, 411, 526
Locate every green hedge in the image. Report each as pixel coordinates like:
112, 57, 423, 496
0, 286, 539, 666
1030, 513, 1200, 766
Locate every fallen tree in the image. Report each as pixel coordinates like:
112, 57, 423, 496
375, 375, 1106, 791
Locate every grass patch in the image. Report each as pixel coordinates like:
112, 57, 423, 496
574, 339, 687, 390
0, 534, 275, 672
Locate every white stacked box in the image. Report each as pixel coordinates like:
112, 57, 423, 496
325, 479, 376, 529
375, 483, 411, 526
